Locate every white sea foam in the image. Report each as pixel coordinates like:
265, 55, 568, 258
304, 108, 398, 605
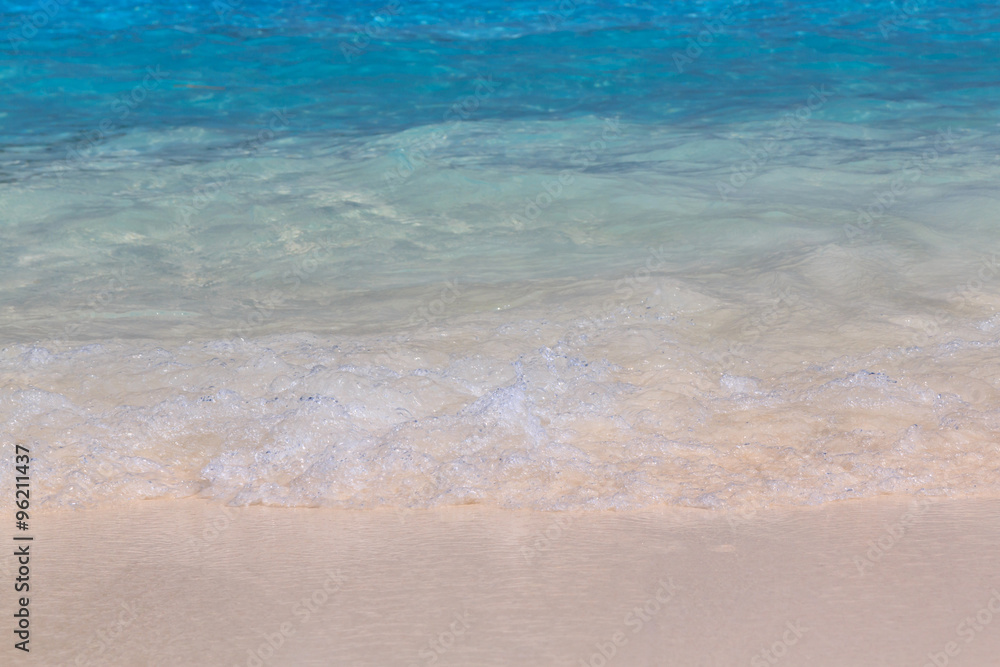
3, 286, 1000, 510
2, 118, 999, 509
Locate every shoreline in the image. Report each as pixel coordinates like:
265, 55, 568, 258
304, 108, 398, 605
9, 496, 1000, 665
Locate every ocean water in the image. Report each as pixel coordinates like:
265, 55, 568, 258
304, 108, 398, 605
2, 0, 999, 510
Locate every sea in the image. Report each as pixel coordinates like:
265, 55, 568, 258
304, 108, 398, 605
2, 0, 999, 510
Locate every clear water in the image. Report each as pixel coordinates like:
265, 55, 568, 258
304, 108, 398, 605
2, 0, 999, 509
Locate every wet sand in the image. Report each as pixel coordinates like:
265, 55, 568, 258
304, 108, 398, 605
11, 497, 1000, 666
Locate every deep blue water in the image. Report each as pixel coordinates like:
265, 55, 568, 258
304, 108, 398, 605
3, 0, 998, 156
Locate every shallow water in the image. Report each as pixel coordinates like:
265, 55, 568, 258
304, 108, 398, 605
2, 0, 999, 509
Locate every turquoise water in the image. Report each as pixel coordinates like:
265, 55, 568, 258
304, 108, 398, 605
2, 0, 1000, 509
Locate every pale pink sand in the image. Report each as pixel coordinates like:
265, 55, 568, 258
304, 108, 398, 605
8, 497, 1000, 666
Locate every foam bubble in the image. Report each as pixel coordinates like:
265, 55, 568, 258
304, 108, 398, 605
3, 295, 1000, 511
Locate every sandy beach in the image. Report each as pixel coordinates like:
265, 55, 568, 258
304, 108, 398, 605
7, 497, 999, 666
5, 2, 1000, 666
